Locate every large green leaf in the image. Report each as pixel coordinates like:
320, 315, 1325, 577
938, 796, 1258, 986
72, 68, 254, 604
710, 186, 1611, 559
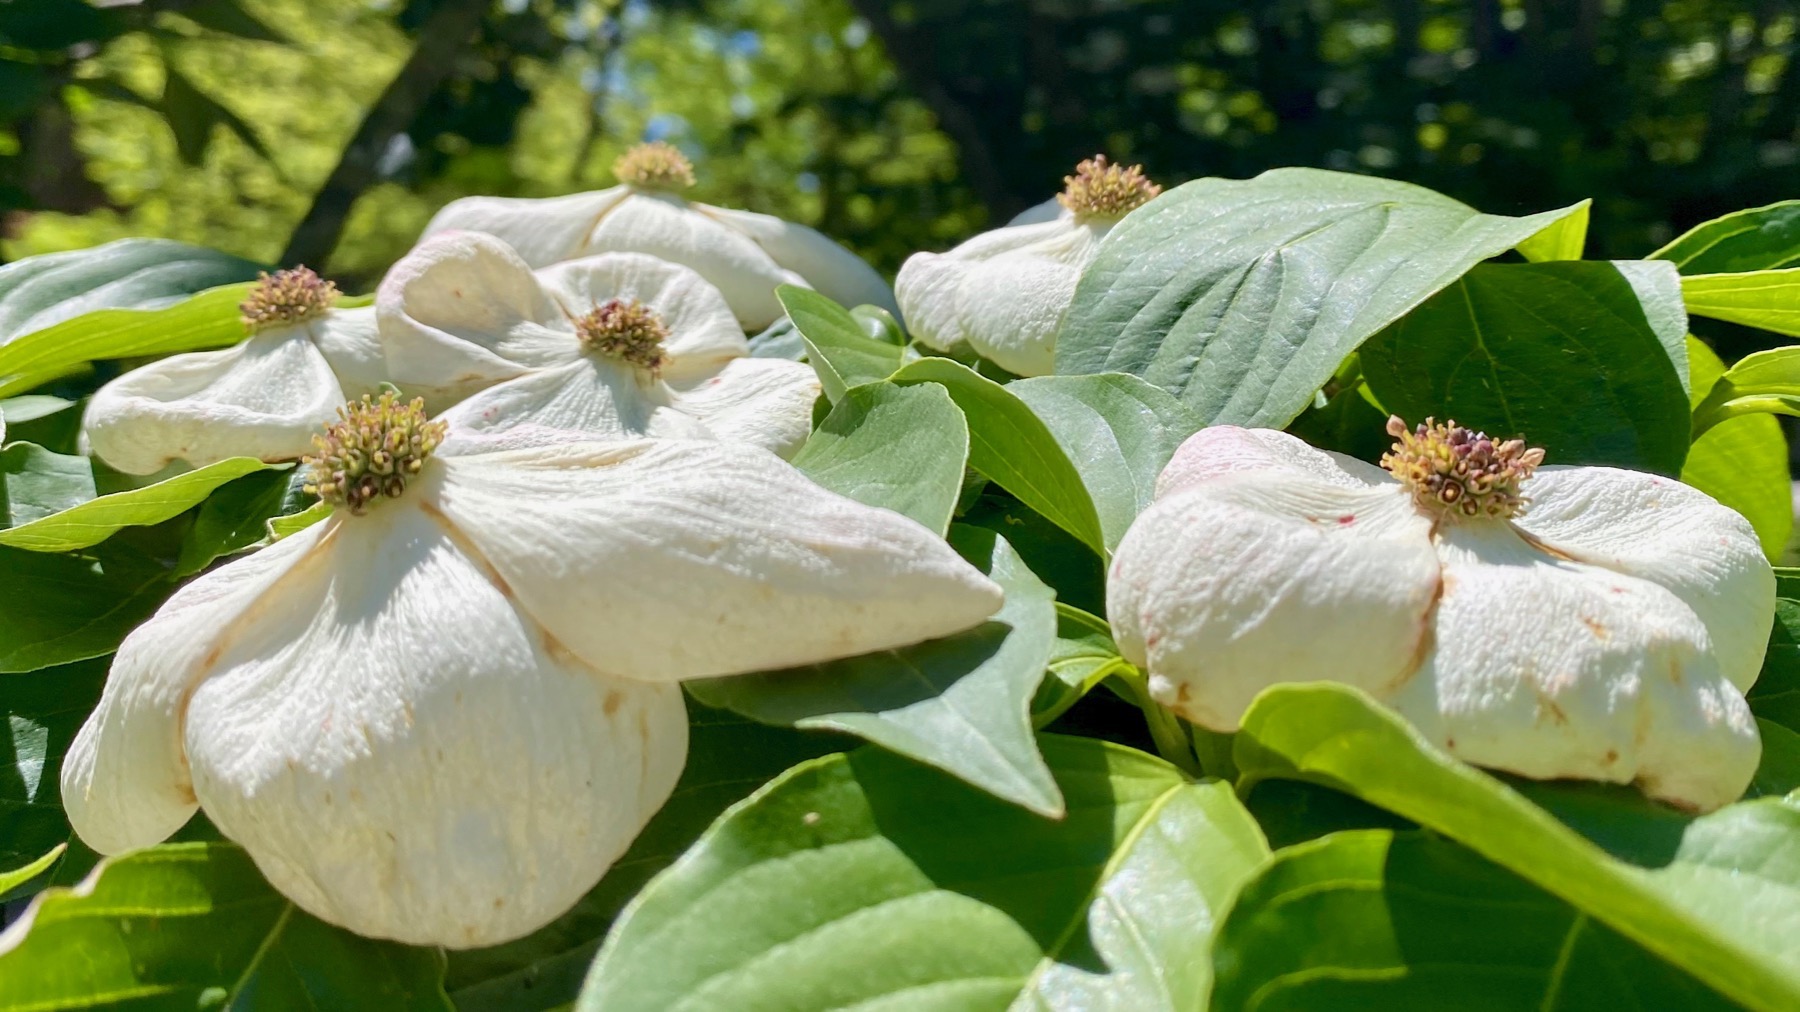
0, 442, 94, 529
1233, 683, 1800, 1010
0, 842, 452, 1010
1652, 200, 1800, 275
1360, 260, 1690, 474
0, 238, 261, 343
1056, 169, 1585, 427
891, 357, 1106, 556
0, 457, 280, 553
792, 381, 968, 536
1681, 338, 1792, 557
1213, 829, 1734, 1009
0, 285, 251, 396
689, 527, 1062, 816
0, 542, 171, 673
444, 707, 841, 1012
1009, 373, 1201, 551
779, 285, 901, 402
0, 845, 64, 898
1680, 269, 1800, 337
1690, 346, 1800, 435
0, 658, 103, 892
579, 736, 1268, 1012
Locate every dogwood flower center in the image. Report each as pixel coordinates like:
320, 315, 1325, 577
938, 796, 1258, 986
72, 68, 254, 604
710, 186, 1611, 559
612, 141, 696, 191
1056, 154, 1161, 221
303, 393, 446, 514
573, 297, 671, 373
1380, 415, 1546, 520
239, 266, 339, 333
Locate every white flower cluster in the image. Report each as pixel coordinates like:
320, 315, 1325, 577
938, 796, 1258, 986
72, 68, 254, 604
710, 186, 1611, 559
68, 143, 1001, 947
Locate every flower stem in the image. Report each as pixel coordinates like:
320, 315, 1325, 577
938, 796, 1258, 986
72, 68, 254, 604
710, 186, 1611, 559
1104, 666, 1203, 778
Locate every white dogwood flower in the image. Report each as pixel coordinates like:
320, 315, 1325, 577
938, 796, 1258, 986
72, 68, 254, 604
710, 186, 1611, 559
896, 155, 1161, 377
378, 232, 821, 457
60, 394, 1003, 947
418, 142, 896, 330
1108, 420, 1775, 812
84, 268, 388, 474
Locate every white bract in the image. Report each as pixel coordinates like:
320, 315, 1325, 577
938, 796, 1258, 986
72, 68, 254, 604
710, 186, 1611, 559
378, 231, 821, 457
896, 155, 1161, 377
1108, 420, 1775, 811
418, 142, 895, 330
84, 268, 388, 474
60, 395, 1003, 947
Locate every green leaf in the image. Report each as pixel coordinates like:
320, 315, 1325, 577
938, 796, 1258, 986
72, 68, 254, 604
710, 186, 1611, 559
792, 382, 968, 536
1652, 200, 1800, 275
688, 527, 1062, 816
0, 844, 64, 898
960, 492, 1106, 616
1233, 683, 1800, 1010
0, 542, 171, 673
1680, 269, 1800, 337
1, 658, 104, 888
174, 468, 309, 576
1056, 168, 1586, 427
580, 736, 1269, 1012
1515, 199, 1591, 262
0, 395, 81, 453
779, 286, 901, 402
0, 457, 281, 553
0, 284, 253, 396
268, 500, 331, 541
1691, 346, 1800, 435
0, 443, 95, 529
1213, 829, 1735, 1009
1360, 260, 1691, 474
444, 706, 841, 1012
1681, 338, 1792, 558
0, 238, 262, 344
891, 356, 1106, 556
1034, 604, 1123, 726
0, 842, 452, 1010
1749, 719, 1800, 799
1746, 571, 1800, 733
1009, 373, 1201, 550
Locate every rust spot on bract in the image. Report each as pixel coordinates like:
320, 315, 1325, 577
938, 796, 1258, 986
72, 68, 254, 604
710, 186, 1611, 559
176, 782, 198, 805
1603, 749, 1619, 765
1581, 616, 1608, 639
492, 897, 505, 909
1536, 697, 1568, 726
603, 691, 623, 716
1175, 683, 1192, 703
1446, 737, 1456, 748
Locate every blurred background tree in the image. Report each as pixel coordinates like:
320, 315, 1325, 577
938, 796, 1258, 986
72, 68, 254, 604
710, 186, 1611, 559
2, 0, 1795, 291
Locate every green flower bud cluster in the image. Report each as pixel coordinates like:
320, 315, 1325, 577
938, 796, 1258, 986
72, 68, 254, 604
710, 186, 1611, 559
240, 266, 338, 333
575, 298, 671, 374
304, 393, 447, 514
1057, 155, 1161, 221
1381, 415, 1546, 520
612, 141, 696, 190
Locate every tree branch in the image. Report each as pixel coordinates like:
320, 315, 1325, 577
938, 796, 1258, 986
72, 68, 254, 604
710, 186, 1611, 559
844, 0, 1022, 221
279, 0, 490, 268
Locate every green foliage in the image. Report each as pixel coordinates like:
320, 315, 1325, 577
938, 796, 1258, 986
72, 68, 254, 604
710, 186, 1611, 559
1681, 269, 1800, 337
0, 457, 283, 553
0, 843, 453, 1010
1361, 260, 1691, 474
792, 381, 967, 535
1681, 338, 1793, 558
1057, 169, 1584, 427
780, 285, 902, 402
580, 736, 1267, 1011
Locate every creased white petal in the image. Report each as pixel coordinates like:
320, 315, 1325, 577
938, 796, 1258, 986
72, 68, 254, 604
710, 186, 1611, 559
306, 307, 389, 400
433, 439, 1003, 682
533, 252, 745, 381
696, 203, 899, 316
437, 359, 711, 444
582, 192, 790, 329
61, 521, 329, 854
953, 254, 1078, 377
1515, 466, 1775, 692
1389, 522, 1759, 811
420, 189, 629, 268
84, 328, 345, 474
376, 232, 572, 404
893, 251, 973, 352
1154, 425, 1394, 500
1108, 471, 1440, 731
183, 504, 685, 948
667, 357, 820, 459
